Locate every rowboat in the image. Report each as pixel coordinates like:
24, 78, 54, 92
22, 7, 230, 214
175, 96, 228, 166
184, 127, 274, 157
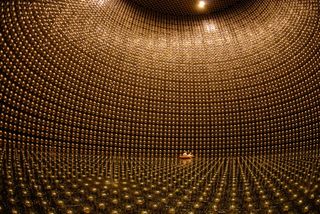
179, 154, 194, 159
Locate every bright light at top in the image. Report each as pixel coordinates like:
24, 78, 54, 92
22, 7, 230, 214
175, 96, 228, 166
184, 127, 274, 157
198, 1, 206, 9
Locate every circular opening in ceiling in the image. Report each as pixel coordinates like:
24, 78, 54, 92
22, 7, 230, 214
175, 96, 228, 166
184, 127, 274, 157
130, 0, 241, 15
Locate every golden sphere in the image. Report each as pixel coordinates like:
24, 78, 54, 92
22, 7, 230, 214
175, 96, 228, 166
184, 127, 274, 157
57, 200, 64, 207
24, 200, 32, 207
136, 199, 144, 205
125, 204, 133, 210
112, 198, 119, 204
83, 206, 90, 214
98, 203, 106, 209
302, 206, 309, 213
87, 195, 94, 201
194, 203, 201, 209
168, 208, 175, 213
66, 209, 73, 214
282, 204, 290, 212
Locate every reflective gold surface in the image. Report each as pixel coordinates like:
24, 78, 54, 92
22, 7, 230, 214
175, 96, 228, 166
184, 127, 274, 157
0, 145, 320, 213
0, 0, 319, 212
1, 0, 319, 156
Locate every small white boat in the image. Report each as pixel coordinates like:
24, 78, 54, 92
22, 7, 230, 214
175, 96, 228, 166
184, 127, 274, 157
179, 154, 194, 159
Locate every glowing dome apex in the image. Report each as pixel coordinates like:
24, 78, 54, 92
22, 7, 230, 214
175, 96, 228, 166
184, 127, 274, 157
130, 0, 240, 15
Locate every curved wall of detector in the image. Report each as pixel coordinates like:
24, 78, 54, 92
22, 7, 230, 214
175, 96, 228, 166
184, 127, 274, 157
1, 0, 319, 156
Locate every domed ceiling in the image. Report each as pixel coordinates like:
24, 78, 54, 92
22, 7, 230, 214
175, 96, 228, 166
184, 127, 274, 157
130, 0, 240, 15
1, 0, 319, 155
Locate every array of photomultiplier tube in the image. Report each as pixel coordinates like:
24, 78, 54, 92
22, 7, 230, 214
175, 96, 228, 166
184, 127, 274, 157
1, 0, 319, 156
0, 147, 319, 213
